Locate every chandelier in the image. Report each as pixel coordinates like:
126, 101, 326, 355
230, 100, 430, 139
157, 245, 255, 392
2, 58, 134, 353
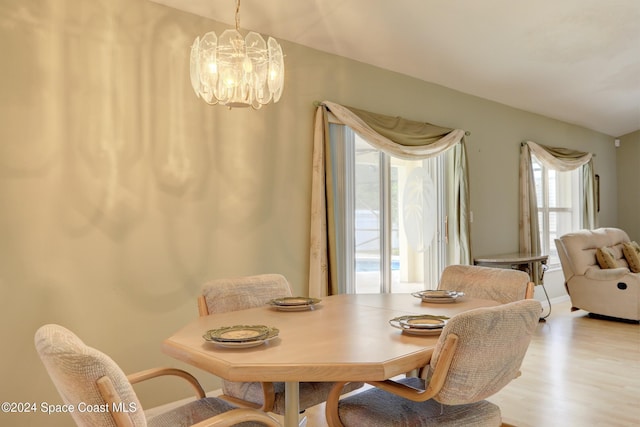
189, 0, 285, 109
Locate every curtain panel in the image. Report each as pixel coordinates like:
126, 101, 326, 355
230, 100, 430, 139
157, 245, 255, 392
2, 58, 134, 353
309, 101, 471, 297
519, 140, 597, 255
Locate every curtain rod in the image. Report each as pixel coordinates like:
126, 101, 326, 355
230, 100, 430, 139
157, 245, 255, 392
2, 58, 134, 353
313, 101, 471, 136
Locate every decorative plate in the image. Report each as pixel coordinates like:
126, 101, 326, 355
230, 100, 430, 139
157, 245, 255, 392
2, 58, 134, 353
411, 290, 464, 303
211, 339, 269, 349
203, 326, 279, 347
268, 297, 321, 311
399, 327, 444, 336
389, 315, 449, 336
399, 317, 446, 329
203, 325, 271, 342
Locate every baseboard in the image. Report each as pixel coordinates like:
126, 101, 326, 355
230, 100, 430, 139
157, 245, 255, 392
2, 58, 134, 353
544, 294, 570, 307
534, 292, 570, 321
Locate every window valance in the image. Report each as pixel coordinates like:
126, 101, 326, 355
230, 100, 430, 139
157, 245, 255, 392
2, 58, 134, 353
519, 141, 597, 255
320, 101, 465, 159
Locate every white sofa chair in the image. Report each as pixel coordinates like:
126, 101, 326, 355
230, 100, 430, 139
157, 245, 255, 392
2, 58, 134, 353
555, 227, 640, 321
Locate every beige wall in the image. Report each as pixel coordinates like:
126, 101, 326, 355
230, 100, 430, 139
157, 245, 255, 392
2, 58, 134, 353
617, 130, 640, 241
0, 1, 624, 426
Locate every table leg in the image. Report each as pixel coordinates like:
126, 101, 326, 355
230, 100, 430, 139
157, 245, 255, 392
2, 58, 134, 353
284, 381, 303, 427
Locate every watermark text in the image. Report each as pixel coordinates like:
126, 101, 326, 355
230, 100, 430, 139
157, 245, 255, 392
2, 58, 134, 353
2, 401, 138, 414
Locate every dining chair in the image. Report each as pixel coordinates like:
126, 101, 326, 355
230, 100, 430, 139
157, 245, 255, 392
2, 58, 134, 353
198, 273, 363, 414
437, 264, 534, 304
325, 299, 542, 427
35, 324, 280, 427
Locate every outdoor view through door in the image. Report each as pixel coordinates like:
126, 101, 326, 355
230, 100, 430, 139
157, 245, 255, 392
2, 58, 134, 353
330, 124, 447, 294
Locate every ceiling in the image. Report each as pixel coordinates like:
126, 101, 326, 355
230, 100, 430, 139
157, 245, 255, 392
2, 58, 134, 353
150, 0, 640, 137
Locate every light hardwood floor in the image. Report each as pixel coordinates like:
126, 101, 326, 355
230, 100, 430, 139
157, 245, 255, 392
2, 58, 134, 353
293, 300, 640, 427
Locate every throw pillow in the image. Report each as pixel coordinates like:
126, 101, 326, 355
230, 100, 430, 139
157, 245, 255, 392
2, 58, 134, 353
596, 247, 618, 269
622, 241, 640, 273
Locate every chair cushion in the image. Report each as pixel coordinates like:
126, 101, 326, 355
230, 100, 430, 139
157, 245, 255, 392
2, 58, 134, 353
622, 241, 640, 273
35, 324, 146, 427
426, 300, 540, 405
223, 380, 364, 414
438, 265, 530, 304
201, 274, 292, 314
596, 247, 619, 269
147, 397, 265, 427
336, 377, 501, 427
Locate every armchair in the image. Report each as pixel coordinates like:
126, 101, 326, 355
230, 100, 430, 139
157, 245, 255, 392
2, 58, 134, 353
198, 274, 362, 414
325, 299, 542, 427
34, 323, 280, 427
555, 227, 640, 321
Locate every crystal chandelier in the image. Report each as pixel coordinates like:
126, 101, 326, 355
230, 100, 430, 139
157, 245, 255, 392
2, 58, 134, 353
189, 0, 285, 109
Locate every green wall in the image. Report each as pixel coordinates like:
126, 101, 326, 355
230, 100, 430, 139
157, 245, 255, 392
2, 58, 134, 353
0, 1, 627, 426
617, 130, 640, 241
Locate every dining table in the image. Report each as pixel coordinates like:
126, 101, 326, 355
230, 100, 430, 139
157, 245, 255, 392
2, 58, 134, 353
161, 292, 499, 427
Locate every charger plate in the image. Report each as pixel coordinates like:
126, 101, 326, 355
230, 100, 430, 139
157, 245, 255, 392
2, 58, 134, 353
204, 325, 270, 342
389, 315, 449, 336
411, 290, 464, 304
400, 317, 446, 329
203, 326, 280, 348
268, 296, 321, 311
399, 327, 444, 336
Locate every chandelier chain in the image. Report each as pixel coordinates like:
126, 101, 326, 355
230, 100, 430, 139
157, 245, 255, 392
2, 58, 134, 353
235, 0, 241, 30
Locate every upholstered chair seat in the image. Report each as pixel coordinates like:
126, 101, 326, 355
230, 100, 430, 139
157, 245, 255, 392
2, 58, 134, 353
146, 398, 257, 427
334, 377, 501, 427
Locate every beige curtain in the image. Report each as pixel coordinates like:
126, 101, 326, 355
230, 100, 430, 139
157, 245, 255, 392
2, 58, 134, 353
519, 140, 597, 255
309, 101, 471, 297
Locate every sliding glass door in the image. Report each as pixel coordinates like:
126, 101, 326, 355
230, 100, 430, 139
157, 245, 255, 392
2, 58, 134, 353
330, 124, 447, 294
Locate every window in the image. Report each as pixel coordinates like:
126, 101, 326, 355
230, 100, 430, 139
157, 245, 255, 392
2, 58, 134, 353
531, 154, 581, 267
329, 123, 448, 294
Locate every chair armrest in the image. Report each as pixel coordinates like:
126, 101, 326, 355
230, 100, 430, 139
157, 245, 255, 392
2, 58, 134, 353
97, 376, 135, 427
325, 333, 459, 427
197, 295, 210, 317
325, 382, 350, 427
373, 333, 459, 403
190, 408, 281, 427
525, 282, 535, 299
127, 367, 206, 399
584, 267, 630, 281
260, 382, 276, 412
325, 378, 442, 427
364, 378, 438, 402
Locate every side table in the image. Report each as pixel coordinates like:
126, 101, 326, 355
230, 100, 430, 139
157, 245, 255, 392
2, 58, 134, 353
474, 252, 550, 320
